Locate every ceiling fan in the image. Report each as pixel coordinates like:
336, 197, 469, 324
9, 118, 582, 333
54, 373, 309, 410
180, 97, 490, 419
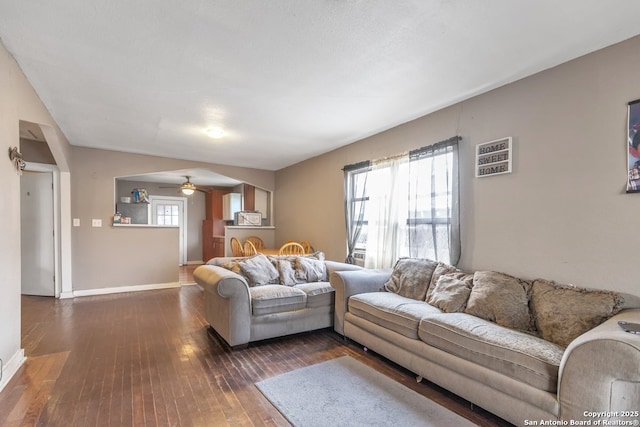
160, 176, 207, 195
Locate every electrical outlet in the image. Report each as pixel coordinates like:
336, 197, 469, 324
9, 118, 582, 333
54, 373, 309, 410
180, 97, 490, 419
73, 218, 80, 227
91, 219, 102, 227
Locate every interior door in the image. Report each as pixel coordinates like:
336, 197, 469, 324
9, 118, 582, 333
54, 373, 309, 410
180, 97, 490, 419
21, 171, 55, 296
150, 197, 187, 265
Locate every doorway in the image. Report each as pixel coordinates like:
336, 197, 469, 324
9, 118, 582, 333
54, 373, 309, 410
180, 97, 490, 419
149, 196, 188, 265
20, 168, 56, 296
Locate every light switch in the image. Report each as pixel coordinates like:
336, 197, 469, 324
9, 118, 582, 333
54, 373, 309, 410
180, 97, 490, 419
92, 219, 102, 227
73, 218, 80, 227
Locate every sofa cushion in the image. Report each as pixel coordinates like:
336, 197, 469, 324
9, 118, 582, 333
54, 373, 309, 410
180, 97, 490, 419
427, 272, 474, 313
419, 313, 564, 392
294, 282, 335, 308
348, 292, 442, 339
249, 285, 307, 316
426, 262, 463, 302
383, 258, 439, 301
464, 271, 534, 332
530, 279, 623, 347
239, 254, 280, 287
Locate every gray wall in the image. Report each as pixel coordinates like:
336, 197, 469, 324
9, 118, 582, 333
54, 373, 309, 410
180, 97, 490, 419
71, 146, 275, 290
0, 41, 72, 389
116, 179, 206, 262
275, 35, 640, 295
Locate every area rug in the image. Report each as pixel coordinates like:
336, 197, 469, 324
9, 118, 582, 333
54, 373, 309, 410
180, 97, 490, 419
255, 356, 476, 427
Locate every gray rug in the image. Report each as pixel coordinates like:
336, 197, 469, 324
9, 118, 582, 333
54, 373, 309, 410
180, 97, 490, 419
255, 356, 476, 427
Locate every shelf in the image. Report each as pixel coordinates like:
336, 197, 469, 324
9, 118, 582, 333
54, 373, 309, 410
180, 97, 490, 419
112, 224, 178, 228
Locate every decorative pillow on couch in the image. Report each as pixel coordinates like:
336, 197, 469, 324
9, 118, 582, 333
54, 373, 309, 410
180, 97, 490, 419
238, 254, 280, 287
427, 272, 474, 313
269, 252, 326, 285
530, 279, 623, 347
426, 262, 464, 302
384, 258, 439, 300
465, 271, 534, 332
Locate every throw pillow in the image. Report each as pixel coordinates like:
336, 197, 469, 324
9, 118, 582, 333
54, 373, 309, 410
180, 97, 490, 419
238, 254, 280, 287
220, 260, 245, 277
276, 259, 302, 286
465, 271, 534, 332
383, 258, 438, 300
294, 257, 326, 282
426, 262, 463, 302
530, 279, 623, 348
427, 272, 474, 313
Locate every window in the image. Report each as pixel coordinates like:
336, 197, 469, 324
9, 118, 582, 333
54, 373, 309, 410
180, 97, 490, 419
156, 203, 180, 226
344, 137, 460, 268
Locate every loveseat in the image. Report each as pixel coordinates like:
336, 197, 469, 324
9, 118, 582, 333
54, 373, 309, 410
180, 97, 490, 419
331, 258, 640, 426
194, 252, 361, 347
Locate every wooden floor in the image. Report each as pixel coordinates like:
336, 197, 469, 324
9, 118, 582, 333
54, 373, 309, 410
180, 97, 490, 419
0, 266, 512, 427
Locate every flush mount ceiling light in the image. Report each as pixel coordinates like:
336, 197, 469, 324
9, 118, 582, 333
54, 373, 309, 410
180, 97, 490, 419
205, 126, 226, 139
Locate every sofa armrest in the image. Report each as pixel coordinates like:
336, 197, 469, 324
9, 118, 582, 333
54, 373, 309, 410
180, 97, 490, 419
193, 265, 252, 347
324, 260, 363, 278
330, 268, 393, 335
558, 309, 640, 422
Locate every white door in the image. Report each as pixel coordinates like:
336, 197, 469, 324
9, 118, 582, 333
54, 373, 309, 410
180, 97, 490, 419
21, 171, 55, 296
150, 196, 187, 265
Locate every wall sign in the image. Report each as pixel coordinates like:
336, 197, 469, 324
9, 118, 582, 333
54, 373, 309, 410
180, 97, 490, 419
626, 99, 640, 192
475, 137, 512, 178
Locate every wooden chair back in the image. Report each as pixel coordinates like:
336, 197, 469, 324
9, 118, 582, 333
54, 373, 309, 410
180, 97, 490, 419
230, 237, 244, 257
279, 242, 305, 256
299, 240, 313, 254
243, 240, 258, 256
246, 236, 264, 250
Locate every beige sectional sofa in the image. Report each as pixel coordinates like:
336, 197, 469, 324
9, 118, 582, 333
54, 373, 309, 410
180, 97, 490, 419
194, 253, 361, 347
331, 258, 640, 426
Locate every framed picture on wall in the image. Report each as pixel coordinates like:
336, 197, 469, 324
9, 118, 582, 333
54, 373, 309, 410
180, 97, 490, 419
626, 98, 640, 192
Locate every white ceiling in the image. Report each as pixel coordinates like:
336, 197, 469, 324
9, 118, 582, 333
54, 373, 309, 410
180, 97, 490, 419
2, 1, 640, 171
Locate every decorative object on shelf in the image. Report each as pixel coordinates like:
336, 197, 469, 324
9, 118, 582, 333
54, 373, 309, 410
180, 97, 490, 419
235, 211, 262, 226
8, 146, 26, 174
131, 188, 150, 203
475, 137, 512, 178
626, 99, 640, 192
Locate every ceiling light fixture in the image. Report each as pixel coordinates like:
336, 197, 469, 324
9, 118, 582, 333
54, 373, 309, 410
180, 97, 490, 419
181, 186, 195, 196
180, 176, 196, 195
205, 126, 226, 139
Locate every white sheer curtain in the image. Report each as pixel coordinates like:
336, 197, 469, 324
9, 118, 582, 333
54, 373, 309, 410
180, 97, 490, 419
345, 136, 461, 269
364, 156, 410, 268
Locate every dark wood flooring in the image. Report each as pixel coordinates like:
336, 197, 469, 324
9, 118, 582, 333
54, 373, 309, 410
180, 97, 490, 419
0, 267, 512, 426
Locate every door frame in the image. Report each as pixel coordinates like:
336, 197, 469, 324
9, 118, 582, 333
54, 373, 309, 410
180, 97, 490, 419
22, 162, 61, 297
148, 195, 188, 265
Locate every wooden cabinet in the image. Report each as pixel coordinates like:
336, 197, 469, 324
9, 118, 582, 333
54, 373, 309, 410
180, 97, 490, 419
203, 189, 232, 261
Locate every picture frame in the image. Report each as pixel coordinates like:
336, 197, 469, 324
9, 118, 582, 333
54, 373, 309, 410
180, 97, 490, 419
475, 137, 512, 178
626, 99, 640, 192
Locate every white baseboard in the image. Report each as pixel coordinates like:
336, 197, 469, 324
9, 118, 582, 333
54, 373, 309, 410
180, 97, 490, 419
72, 282, 181, 297
0, 348, 26, 394
186, 260, 204, 265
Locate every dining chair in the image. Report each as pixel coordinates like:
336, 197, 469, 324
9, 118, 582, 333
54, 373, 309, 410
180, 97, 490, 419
243, 240, 258, 256
246, 236, 264, 251
279, 242, 305, 255
299, 240, 313, 254
230, 237, 244, 257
